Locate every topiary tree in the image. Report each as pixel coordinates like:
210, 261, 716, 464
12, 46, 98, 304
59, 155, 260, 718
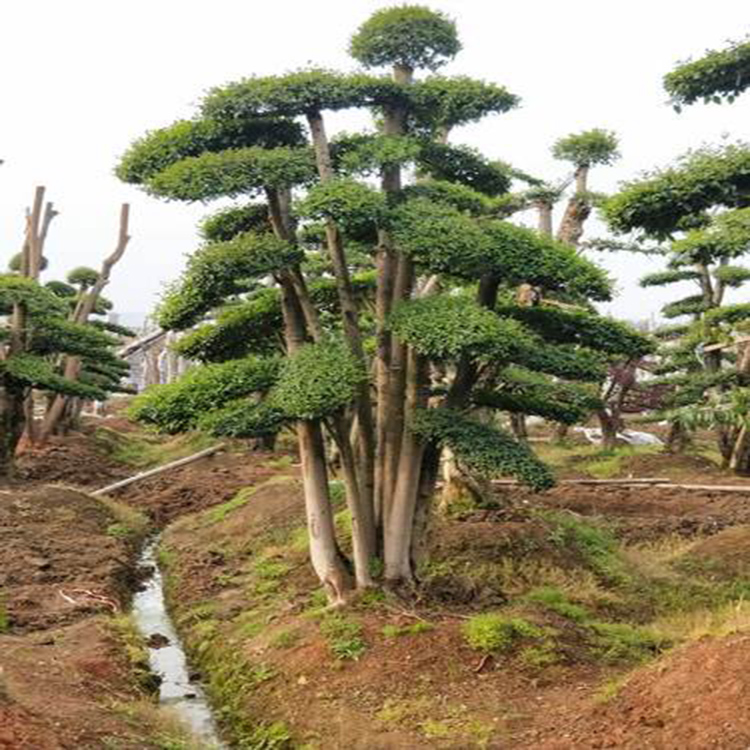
38, 204, 132, 442
1, 193, 129, 474
552, 128, 620, 247
605, 143, 750, 470
665, 36, 750, 110
117, 5, 642, 596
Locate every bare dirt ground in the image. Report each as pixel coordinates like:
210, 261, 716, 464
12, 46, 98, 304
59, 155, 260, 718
5, 420, 750, 748
0, 484, 158, 749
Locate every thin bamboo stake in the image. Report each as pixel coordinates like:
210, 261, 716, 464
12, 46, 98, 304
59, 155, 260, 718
91, 444, 225, 496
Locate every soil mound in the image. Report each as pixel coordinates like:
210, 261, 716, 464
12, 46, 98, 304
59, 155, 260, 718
538, 635, 750, 749
680, 525, 750, 578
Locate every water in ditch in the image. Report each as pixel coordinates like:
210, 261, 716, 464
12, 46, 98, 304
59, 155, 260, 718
131, 536, 226, 748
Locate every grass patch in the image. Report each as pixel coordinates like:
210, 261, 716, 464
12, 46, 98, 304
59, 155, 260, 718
319, 614, 366, 660
96, 495, 150, 541
382, 621, 434, 638
204, 486, 257, 526
94, 426, 216, 470
589, 621, 667, 663
270, 628, 301, 649
107, 615, 161, 694
540, 510, 630, 585
523, 586, 590, 622
105, 699, 216, 749
463, 613, 546, 653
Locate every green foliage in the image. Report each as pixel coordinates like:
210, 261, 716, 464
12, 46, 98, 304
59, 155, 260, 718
672, 207, 750, 262
198, 399, 285, 439
0, 275, 65, 317
157, 233, 301, 330
495, 304, 653, 358
130, 356, 281, 433
411, 408, 555, 490
662, 294, 707, 319
1, 354, 105, 398
66, 266, 99, 288
513, 339, 608, 382
331, 133, 422, 175
474, 367, 601, 425
401, 180, 492, 215
405, 75, 519, 134
44, 280, 77, 298
29, 315, 118, 358
381, 621, 434, 637
482, 221, 612, 300
173, 290, 284, 361
388, 294, 530, 362
704, 302, 750, 326
203, 69, 401, 121
552, 129, 620, 167
604, 143, 750, 238
116, 116, 304, 184
589, 622, 665, 662
145, 146, 317, 202
712, 264, 750, 287
392, 200, 610, 300
391, 197, 492, 276
462, 613, 544, 653
297, 178, 387, 234
349, 5, 460, 71
640, 269, 701, 287
665, 36, 750, 107
417, 142, 511, 196
199, 203, 271, 242
270, 339, 367, 420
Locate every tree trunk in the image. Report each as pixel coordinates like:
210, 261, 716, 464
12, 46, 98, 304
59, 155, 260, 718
598, 408, 619, 450
665, 420, 690, 454
384, 349, 428, 584
510, 412, 528, 441
556, 166, 591, 248
0, 386, 25, 477
307, 110, 376, 532
375, 64, 413, 538
537, 201, 553, 235
329, 416, 375, 588
270, 193, 353, 601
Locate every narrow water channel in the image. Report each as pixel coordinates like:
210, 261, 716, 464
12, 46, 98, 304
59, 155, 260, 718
132, 536, 226, 748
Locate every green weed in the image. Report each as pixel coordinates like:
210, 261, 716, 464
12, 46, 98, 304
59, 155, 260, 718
320, 614, 366, 660
463, 613, 545, 653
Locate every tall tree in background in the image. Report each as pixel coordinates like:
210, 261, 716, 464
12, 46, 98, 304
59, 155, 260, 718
118, 5, 647, 596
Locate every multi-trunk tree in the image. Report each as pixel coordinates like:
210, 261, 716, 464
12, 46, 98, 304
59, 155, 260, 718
118, 5, 647, 597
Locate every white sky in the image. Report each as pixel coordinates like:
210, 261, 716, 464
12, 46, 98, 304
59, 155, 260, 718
1, 0, 749, 326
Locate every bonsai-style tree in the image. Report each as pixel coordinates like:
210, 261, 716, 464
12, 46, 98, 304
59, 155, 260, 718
39, 205, 131, 441
605, 143, 750, 470
1, 194, 129, 475
118, 5, 642, 597
664, 36, 750, 109
552, 129, 620, 247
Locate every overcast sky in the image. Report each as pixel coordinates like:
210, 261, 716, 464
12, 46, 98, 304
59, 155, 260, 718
1, 0, 748, 327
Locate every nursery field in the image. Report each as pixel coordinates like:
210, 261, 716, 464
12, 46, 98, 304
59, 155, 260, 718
3, 3, 750, 748
4, 416, 750, 748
